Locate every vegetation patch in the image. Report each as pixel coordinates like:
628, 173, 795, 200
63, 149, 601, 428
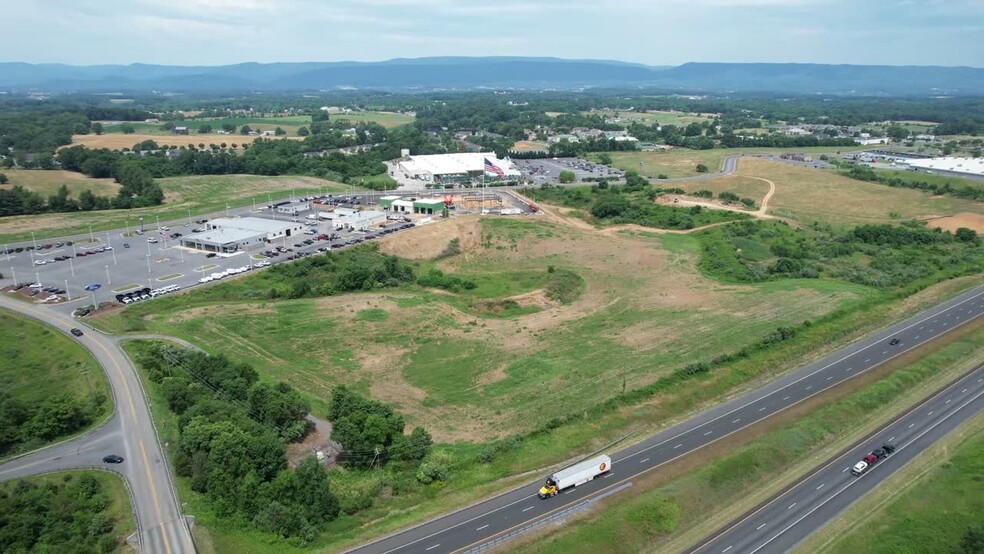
0, 309, 110, 458
0, 471, 135, 553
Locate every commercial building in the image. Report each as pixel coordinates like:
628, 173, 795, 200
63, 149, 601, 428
396, 153, 520, 184
332, 210, 387, 231
386, 198, 445, 215
905, 157, 984, 181
180, 217, 304, 253
276, 201, 311, 215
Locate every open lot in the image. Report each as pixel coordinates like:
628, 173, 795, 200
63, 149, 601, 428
587, 109, 719, 128
93, 216, 876, 442
0, 174, 347, 243
514, 157, 624, 184
0, 169, 121, 198
669, 157, 984, 227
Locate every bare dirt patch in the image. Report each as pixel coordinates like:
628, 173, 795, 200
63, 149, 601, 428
377, 217, 482, 259
926, 212, 984, 234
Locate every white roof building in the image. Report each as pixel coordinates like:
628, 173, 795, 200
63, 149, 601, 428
206, 217, 305, 240
906, 157, 984, 178
397, 153, 520, 182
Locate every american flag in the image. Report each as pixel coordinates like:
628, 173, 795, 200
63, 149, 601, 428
484, 158, 504, 177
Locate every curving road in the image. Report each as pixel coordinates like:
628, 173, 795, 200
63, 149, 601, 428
689, 362, 984, 554
348, 284, 984, 554
0, 295, 196, 554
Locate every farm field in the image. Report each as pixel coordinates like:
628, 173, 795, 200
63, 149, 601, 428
0, 168, 121, 198
673, 157, 984, 227
70, 132, 298, 150
587, 109, 719, 127
594, 146, 867, 179
92, 216, 878, 442
0, 174, 347, 243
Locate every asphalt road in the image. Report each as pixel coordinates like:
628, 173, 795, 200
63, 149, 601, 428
690, 362, 984, 554
348, 284, 984, 554
0, 295, 196, 554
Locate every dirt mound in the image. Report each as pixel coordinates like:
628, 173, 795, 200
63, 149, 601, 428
377, 216, 481, 259
926, 212, 984, 234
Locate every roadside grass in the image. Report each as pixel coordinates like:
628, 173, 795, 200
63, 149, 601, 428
0, 470, 137, 549
510, 326, 984, 554
869, 165, 984, 191
800, 413, 984, 554
0, 169, 121, 198
0, 307, 112, 459
679, 157, 984, 228
0, 175, 348, 243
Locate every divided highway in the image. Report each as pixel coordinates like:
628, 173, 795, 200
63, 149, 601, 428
0, 295, 196, 554
690, 362, 984, 554
349, 284, 984, 554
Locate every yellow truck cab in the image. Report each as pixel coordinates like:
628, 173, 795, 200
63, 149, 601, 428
538, 478, 559, 498
538, 455, 611, 499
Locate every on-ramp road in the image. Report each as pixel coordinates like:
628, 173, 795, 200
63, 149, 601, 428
349, 284, 984, 554
689, 362, 984, 554
0, 295, 196, 554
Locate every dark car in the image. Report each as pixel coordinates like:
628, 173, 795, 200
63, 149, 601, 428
882, 443, 896, 454
206, 252, 217, 258
70, 328, 84, 337
123, 243, 130, 249
889, 338, 901, 345
102, 454, 124, 464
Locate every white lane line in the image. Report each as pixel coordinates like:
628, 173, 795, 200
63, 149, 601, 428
805, 386, 813, 390
783, 396, 791, 401
425, 545, 440, 551
946, 399, 952, 404
914, 335, 920, 340
757, 523, 767, 530
929, 411, 934, 415
816, 484, 825, 490
522, 506, 534, 512
826, 376, 833, 381
722, 546, 733, 553
842, 467, 849, 473
759, 406, 767, 412
889, 436, 895, 442
476, 524, 489, 531
604, 473, 613, 478
733, 418, 741, 424
963, 389, 968, 393
919, 326, 924, 330
674, 444, 682, 449
788, 502, 797, 510
704, 431, 713, 436
864, 358, 872, 363
640, 458, 650, 464
929, 329, 935, 333
846, 367, 853, 372
909, 423, 915, 429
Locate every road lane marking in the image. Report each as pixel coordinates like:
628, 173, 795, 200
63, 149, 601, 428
522, 506, 533, 512
963, 389, 968, 393
476, 524, 489, 531
732, 418, 741, 424
826, 376, 833, 381
864, 358, 871, 363
674, 444, 682, 449
783, 396, 790, 401
883, 351, 889, 355
705, 431, 713, 436
915, 335, 920, 340
842, 467, 849, 472
759, 406, 767, 412
757, 523, 767, 530
929, 411, 934, 415
788, 502, 797, 510
816, 484, 824, 490
909, 423, 915, 428
722, 546, 733, 553
946, 399, 951, 404
805, 386, 813, 391
846, 367, 853, 372
889, 437, 895, 442
640, 458, 650, 464
425, 544, 440, 551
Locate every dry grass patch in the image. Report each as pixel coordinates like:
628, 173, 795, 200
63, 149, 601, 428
0, 169, 120, 198
926, 212, 984, 234
69, 133, 300, 150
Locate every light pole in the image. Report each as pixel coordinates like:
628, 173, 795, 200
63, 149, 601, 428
106, 232, 117, 265
146, 240, 152, 258
89, 225, 94, 242
146, 254, 151, 274
3, 244, 9, 261
31, 231, 37, 250
225, 203, 230, 217
139, 216, 144, 232
69, 257, 75, 276
125, 219, 130, 237
10, 267, 16, 285
188, 208, 193, 226
105, 265, 111, 285
35, 271, 40, 286
90, 290, 97, 310
63, 279, 69, 300
155, 214, 161, 231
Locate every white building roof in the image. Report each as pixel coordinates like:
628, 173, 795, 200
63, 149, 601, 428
906, 157, 984, 177
184, 227, 263, 245
399, 153, 519, 177
208, 217, 299, 234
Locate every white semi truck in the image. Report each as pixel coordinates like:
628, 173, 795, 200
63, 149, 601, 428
538, 454, 612, 498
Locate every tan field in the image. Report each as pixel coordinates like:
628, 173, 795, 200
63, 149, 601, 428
69, 133, 300, 150
927, 212, 984, 234
0, 169, 120, 198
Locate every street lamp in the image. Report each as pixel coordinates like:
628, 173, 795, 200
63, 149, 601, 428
10, 267, 16, 285
188, 208, 193, 226
125, 219, 130, 237
225, 203, 230, 217
69, 257, 75, 277
31, 231, 37, 250
139, 216, 145, 232
89, 225, 94, 241
105, 265, 111, 285
146, 254, 151, 274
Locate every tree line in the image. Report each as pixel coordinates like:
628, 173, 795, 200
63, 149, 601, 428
0, 389, 108, 458
836, 163, 984, 202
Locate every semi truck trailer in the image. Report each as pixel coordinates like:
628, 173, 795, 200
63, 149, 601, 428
538, 454, 612, 498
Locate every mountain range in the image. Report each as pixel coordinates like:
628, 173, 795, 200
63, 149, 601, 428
1, 57, 982, 96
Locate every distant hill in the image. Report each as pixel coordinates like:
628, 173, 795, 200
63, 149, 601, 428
0, 57, 981, 96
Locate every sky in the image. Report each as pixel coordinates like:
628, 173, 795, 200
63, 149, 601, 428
2, 0, 982, 67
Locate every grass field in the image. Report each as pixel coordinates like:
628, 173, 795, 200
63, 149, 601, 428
91, 216, 878, 441
0, 174, 349, 243
593, 146, 867, 179
511, 325, 984, 554
668, 157, 984, 227
806, 414, 984, 554
0, 169, 121, 198
0, 308, 111, 456
70, 133, 298, 150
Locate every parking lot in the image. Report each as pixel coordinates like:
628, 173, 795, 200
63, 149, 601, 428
513, 157, 624, 185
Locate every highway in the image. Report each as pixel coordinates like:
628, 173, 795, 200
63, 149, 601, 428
0, 294, 196, 554
689, 362, 984, 554
348, 284, 984, 554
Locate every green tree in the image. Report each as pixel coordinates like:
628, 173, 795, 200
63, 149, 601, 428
222, 123, 236, 133
240, 125, 253, 135
960, 525, 984, 554
955, 227, 978, 243
597, 152, 613, 165
695, 163, 709, 173
274, 127, 286, 136
297, 126, 309, 137
558, 170, 576, 183
0, 173, 7, 184
885, 124, 910, 142
120, 123, 135, 134
198, 124, 213, 134
90, 122, 104, 135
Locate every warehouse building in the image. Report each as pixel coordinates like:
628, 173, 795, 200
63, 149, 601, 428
180, 217, 304, 253
905, 157, 984, 181
386, 198, 445, 215
332, 210, 387, 231
276, 201, 311, 215
396, 153, 520, 184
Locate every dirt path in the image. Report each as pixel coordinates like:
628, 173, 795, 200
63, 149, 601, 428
751, 176, 777, 216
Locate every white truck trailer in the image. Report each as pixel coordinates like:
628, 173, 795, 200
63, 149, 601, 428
538, 454, 612, 498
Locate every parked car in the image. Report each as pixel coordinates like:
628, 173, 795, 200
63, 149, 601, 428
70, 328, 84, 337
